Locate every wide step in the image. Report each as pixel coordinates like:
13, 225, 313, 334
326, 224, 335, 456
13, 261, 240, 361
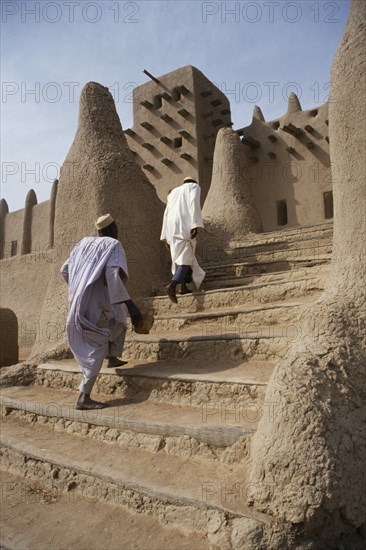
0, 418, 271, 533
144, 266, 328, 314
122, 327, 299, 362
203, 256, 331, 283
35, 359, 274, 408
151, 299, 307, 332
1, 385, 260, 456
197, 222, 333, 264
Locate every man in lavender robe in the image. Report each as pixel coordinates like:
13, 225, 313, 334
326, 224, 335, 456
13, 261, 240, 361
61, 214, 141, 410
161, 177, 205, 303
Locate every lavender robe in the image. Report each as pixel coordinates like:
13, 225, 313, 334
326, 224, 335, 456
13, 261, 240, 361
61, 236, 129, 382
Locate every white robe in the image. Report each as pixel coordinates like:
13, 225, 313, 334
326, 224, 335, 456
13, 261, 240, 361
61, 236, 130, 381
161, 182, 205, 288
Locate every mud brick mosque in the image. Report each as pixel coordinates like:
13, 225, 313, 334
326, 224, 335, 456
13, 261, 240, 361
0, 1, 364, 548
0, 65, 332, 263
0, 63, 333, 350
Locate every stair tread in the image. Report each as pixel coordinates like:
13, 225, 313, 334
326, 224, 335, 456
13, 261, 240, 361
1, 385, 258, 438
153, 298, 307, 321
203, 276, 322, 289
125, 325, 297, 342
202, 243, 332, 265
211, 235, 333, 256
203, 253, 331, 269
1, 418, 261, 518
198, 225, 333, 262
221, 222, 333, 245
37, 357, 274, 385
203, 257, 331, 275
146, 266, 329, 302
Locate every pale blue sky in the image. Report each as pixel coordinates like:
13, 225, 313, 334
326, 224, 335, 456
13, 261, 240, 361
1, 0, 350, 210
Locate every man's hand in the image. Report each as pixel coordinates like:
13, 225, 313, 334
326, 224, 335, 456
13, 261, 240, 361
125, 300, 142, 327
190, 227, 198, 239
163, 240, 170, 251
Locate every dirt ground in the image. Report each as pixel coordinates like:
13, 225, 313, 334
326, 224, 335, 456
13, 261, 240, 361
0, 470, 208, 550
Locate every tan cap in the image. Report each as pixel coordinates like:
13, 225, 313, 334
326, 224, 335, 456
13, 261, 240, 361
183, 176, 197, 183
95, 213, 114, 230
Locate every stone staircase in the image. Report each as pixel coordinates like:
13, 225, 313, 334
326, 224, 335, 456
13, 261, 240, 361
0, 222, 333, 548
199, 221, 333, 289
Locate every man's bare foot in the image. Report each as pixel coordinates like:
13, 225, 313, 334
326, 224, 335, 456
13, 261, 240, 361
106, 357, 128, 368
166, 282, 178, 304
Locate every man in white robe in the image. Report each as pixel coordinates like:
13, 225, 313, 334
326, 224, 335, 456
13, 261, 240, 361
161, 177, 205, 303
61, 214, 141, 410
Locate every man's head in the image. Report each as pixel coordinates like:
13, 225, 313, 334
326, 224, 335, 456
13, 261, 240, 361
183, 176, 197, 185
95, 214, 118, 239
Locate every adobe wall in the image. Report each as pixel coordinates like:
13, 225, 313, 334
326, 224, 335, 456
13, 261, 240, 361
2, 186, 55, 259
0, 183, 58, 356
239, 101, 332, 231
3, 209, 23, 257
0, 253, 54, 353
125, 65, 232, 203
31, 201, 51, 252
247, 1, 365, 547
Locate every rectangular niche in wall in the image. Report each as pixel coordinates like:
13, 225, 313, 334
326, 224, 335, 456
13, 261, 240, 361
276, 200, 288, 226
174, 137, 182, 149
153, 95, 162, 109
172, 88, 181, 101
11, 240, 18, 257
323, 191, 334, 219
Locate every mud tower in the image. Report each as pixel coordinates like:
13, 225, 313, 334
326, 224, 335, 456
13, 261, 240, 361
31, 82, 166, 361
124, 65, 232, 203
